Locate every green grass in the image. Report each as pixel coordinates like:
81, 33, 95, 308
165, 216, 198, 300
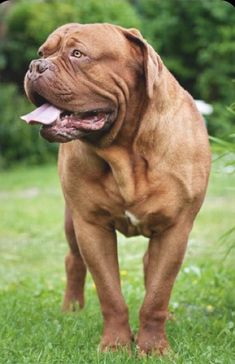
0, 156, 235, 363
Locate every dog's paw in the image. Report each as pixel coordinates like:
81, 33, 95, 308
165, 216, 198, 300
62, 296, 84, 312
99, 329, 132, 353
136, 332, 170, 356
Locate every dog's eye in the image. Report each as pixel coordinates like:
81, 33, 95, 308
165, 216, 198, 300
72, 49, 83, 58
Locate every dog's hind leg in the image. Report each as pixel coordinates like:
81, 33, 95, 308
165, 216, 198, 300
62, 205, 87, 311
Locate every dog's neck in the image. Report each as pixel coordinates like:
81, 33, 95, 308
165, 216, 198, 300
134, 68, 184, 156
89, 68, 183, 205
71, 67, 184, 205
96, 66, 181, 150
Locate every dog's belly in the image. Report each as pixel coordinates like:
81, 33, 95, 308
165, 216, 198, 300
114, 211, 146, 237
101, 177, 184, 238
112, 206, 176, 238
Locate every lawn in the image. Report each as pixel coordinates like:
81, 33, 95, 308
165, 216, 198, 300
0, 155, 235, 364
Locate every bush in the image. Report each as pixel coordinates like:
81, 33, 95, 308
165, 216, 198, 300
137, 0, 235, 137
207, 101, 235, 139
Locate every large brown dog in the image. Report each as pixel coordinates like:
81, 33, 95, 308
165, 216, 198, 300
22, 23, 211, 354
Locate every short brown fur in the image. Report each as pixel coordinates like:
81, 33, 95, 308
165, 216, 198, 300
24, 23, 211, 354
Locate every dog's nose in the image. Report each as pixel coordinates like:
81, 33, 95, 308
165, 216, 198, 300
29, 59, 49, 74
27, 59, 49, 81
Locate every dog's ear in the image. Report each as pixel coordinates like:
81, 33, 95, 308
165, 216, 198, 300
121, 28, 163, 99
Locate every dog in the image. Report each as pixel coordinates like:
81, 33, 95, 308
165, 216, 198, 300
21, 23, 211, 354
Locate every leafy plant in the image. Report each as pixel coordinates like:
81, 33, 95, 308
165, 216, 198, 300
210, 99, 235, 258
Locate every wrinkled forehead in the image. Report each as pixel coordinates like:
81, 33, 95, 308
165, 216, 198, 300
39, 23, 128, 56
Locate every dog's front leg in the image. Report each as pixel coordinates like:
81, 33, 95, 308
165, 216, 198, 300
73, 215, 132, 351
137, 216, 192, 355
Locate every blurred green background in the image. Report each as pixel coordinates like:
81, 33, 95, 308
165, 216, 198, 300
0, 0, 234, 168
0, 2, 235, 362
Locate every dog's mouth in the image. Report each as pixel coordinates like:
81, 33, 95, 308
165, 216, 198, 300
21, 94, 115, 143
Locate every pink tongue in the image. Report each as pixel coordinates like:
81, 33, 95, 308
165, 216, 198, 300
21, 103, 62, 125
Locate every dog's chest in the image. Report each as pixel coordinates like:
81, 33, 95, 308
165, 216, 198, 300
99, 160, 181, 237
124, 210, 141, 227
100, 174, 177, 238
114, 209, 149, 237
112, 203, 176, 238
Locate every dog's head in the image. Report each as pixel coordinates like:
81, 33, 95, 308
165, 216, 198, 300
22, 23, 162, 144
